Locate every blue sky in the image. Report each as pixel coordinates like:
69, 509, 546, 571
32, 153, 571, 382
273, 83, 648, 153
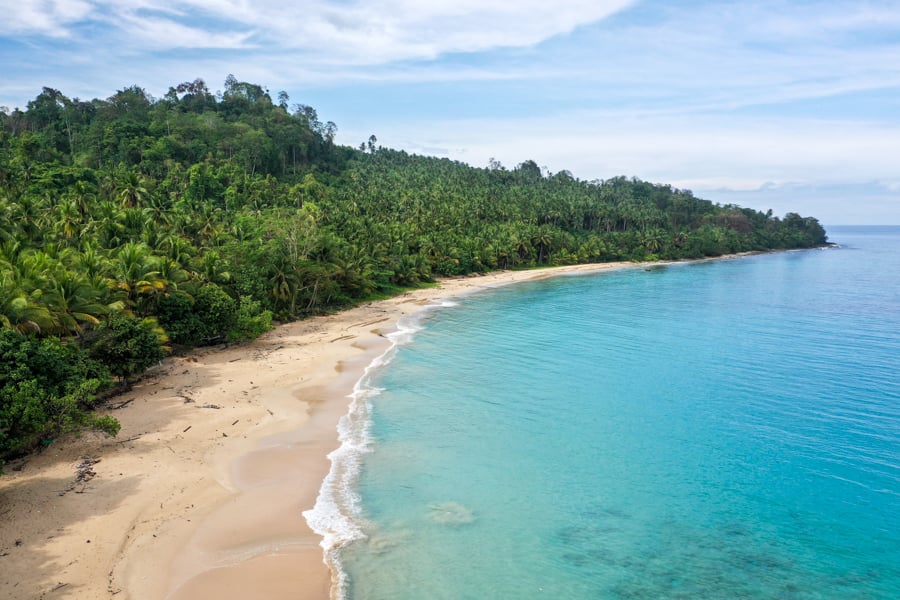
2, 0, 900, 225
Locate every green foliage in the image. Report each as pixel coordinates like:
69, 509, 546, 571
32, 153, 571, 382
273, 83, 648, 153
0, 330, 114, 458
87, 314, 168, 381
90, 414, 121, 437
156, 293, 204, 346
228, 295, 273, 342
0, 78, 830, 460
193, 283, 237, 340
157, 284, 239, 347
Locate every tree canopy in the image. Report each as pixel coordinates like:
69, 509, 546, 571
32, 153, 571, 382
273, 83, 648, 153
0, 77, 828, 463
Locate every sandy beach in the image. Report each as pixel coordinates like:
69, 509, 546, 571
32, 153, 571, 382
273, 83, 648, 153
0, 263, 631, 600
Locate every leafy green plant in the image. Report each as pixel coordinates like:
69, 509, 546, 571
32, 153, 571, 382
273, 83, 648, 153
0, 330, 115, 459
87, 314, 168, 382
228, 295, 273, 342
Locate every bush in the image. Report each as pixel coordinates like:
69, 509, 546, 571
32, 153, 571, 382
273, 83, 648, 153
88, 313, 168, 381
90, 414, 121, 437
0, 330, 114, 458
193, 284, 237, 342
156, 293, 204, 346
157, 285, 238, 347
228, 295, 273, 342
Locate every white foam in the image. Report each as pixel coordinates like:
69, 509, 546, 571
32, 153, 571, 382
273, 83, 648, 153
302, 303, 446, 598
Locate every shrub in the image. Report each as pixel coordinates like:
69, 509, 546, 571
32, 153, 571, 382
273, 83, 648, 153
0, 330, 114, 458
228, 295, 273, 342
193, 284, 237, 342
156, 292, 204, 346
87, 313, 168, 382
157, 285, 238, 347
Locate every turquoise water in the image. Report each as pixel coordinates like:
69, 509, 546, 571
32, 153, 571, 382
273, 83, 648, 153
308, 226, 900, 599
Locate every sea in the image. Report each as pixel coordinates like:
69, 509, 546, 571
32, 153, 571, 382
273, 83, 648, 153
304, 225, 900, 599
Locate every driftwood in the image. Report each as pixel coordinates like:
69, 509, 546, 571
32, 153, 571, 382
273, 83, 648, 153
352, 317, 390, 329
109, 398, 134, 410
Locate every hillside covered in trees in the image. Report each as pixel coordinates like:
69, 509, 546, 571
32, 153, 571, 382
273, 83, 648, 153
0, 77, 827, 461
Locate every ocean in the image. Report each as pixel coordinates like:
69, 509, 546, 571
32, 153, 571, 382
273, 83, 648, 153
305, 226, 900, 599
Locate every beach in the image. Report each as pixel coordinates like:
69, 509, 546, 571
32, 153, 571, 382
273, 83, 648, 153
0, 263, 629, 600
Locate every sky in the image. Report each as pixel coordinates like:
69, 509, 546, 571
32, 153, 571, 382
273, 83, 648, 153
2, 0, 900, 225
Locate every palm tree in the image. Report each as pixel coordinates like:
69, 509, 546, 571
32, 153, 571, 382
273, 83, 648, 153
11, 194, 47, 244
121, 207, 150, 241
118, 171, 148, 208
0, 195, 16, 243
269, 259, 301, 316
111, 242, 165, 314
94, 200, 124, 248
70, 180, 96, 219
144, 192, 172, 226
54, 198, 83, 245
160, 234, 194, 267
156, 257, 191, 290
191, 250, 231, 285
531, 226, 554, 264
0, 272, 53, 334
640, 229, 665, 255
42, 270, 108, 335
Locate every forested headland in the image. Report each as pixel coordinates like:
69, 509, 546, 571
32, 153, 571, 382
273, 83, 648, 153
0, 76, 827, 462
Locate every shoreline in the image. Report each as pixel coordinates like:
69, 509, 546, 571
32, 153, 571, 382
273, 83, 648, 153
0, 261, 635, 600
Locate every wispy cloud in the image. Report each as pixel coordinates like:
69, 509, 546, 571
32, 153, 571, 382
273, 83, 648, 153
108, 12, 254, 50
1, 0, 94, 37
1, 0, 635, 56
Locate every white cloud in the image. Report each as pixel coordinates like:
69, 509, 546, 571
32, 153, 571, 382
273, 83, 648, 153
172, 0, 636, 59
760, 4, 900, 40
109, 12, 254, 50
0, 0, 93, 37
0, 0, 636, 57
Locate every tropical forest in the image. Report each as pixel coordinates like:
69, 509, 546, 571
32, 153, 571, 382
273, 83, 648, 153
0, 76, 827, 463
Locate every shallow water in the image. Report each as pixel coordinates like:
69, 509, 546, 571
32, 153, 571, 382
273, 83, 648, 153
318, 226, 900, 599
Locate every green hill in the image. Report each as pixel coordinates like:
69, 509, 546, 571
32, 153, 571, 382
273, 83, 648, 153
0, 77, 827, 461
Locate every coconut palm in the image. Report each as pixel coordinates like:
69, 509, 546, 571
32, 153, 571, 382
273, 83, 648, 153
0, 272, 53, 334
42, 269, 109, 335
160, 234, 194, 267
94, 200, 124, 248
191, 250, 231, 285
118, 171, 148, 208
111, 242, 165, 314
54, 198, 83, 245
